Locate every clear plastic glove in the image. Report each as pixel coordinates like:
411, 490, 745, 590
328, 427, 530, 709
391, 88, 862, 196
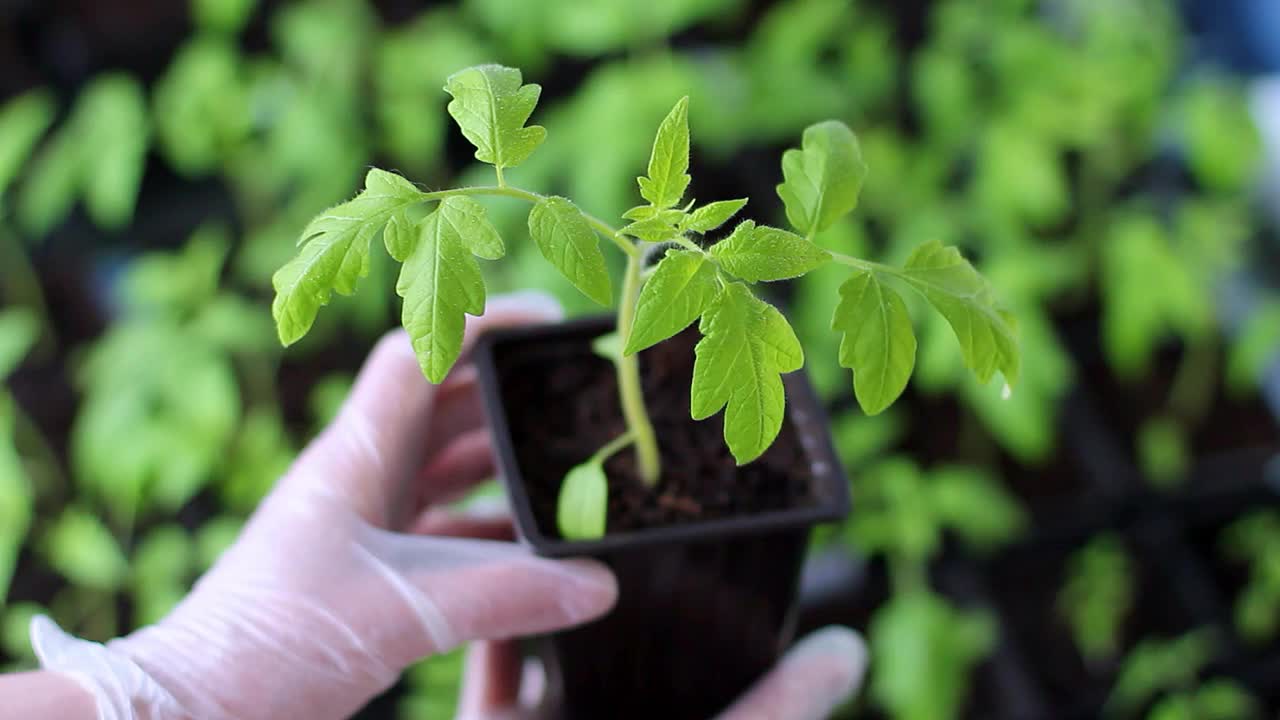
31, 291, 866, 720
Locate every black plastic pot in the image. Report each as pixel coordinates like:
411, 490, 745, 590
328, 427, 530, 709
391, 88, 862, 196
473, 316, 851, 720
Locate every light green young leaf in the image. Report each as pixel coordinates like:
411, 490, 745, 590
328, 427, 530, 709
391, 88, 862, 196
1058, 534, 1133, 663
832, 270, 916, 415
444, 64, 546, 171
929, 465, 1026, 551
691, 283, 803, 464
680, 198, 747, 233
0, 309, 39, 380
710, 220, 831, 282
395, 196, 496, 383
2, 602, 44, 659
557, 461, 607, 540
777, 120, 867, 235
272, 169, 423, 345
638, 97, 690, 209
621, 205, 685, 223
901, 242, 1019, 386
528, 196, 611, 305
0, 89, 55, 197
620, 215, 681, 242
625, 249, 718, 355
79, 75, 150, 230
193, 0, 257, 34
42, 507, 128, 591
131, 525, 193, 589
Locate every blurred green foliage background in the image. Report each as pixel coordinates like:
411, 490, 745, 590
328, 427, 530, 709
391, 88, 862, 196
1, 0, 1278, 717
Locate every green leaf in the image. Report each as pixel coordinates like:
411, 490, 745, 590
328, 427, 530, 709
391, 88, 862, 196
195, 516, 243, 570
832, 270, 916, 415
901, 242, 1019, 386
777, 120, 867, 235
869, 590, 996, 720
691, 283, 803, 464
637, 97, 690, 209
42, 507, 128, 591
557, 461, 607, 540
626, 249, 718, 355
0, 89, 55, 197
395, 196, 496, 383
928, 465, 1026, 551
680, 198, 747, 233
620, 215, 680, 242
2, 602, 44, 659
193, 0, 257, 34
1058, 534, 1133, 663
710, 220, 830, 282
0, 395, 32, 604
272, 169, 423, 346
78, 75, 150, 231
527, 196, 611, 305
131, 525, 192, 589
444, 64, 546, 171
0, 309, 39, 380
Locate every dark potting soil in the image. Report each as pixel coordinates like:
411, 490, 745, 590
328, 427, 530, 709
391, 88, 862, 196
493, 324, 817, 537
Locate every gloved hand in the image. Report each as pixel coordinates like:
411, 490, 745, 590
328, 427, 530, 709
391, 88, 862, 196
32, 291, 866, 720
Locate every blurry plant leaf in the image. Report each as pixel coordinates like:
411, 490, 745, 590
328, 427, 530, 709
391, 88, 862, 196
680, 199, 747, 234
42, 507, 128, 591
830, 409, 904, 472
848, 458, 936, 561
710, 220, 830, 282
1101, 213, 1209, 378
130, 525, 193, 620
73, 322, 239, 522
400, 647, 465, 719
527, 196, 611, 306
832, 270, 916, 415
273, 169, 424, 346
1106, 629, 1218, 717
691, 283, 803, 464
79, 76, 150, 230
1058, 534, 1134, 663
557, 460, 607, 540
1138, 416, 1189, 491
195, 515, 244, 571
1, 602, 45, 659
222, 408, 293, 514
928, 465, 1025, 551
192, 0, 257, 34
393, 196, 500, 383
0, 394, 32, 604
190, 294, 280, 356
973, 123, 1068, 226
625, 249, 717, 355
374, 13, 489, 175
1181, 79, 1262, 193
777, 120, 866, 236
638, 97, 690, 210
869, 590, 995, 720
1227, 299, 1280, 396
0, 89, 55, 198
445, 65, 546, 174
153, 37, 250, 176
1220, 511, 1280, 644
309, 373, 353, 431
17, 74, 149, 235
122, 224, 229, 317
0, 308, 38, 380
901, 241, 1019, 387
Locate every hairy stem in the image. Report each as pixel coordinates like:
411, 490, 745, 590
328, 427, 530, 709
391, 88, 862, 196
418, 185, 638, 257
618, 251, 662, 485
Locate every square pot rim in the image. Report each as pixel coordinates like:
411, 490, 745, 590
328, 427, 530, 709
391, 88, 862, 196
473, 314, 851, 558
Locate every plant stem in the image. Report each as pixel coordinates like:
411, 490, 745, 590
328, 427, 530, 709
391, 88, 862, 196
495, 165, 506, 188
828, 250, 902, 277
418, 185, 638, 257
591, 431, 635, 464
618, 251, 662, 485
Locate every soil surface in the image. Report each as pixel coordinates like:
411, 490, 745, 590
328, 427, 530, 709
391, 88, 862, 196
493, 323, 818, 537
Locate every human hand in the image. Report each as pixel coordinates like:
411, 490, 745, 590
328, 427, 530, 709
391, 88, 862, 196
33, 292, 619, 720
455, 626, 866, 720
